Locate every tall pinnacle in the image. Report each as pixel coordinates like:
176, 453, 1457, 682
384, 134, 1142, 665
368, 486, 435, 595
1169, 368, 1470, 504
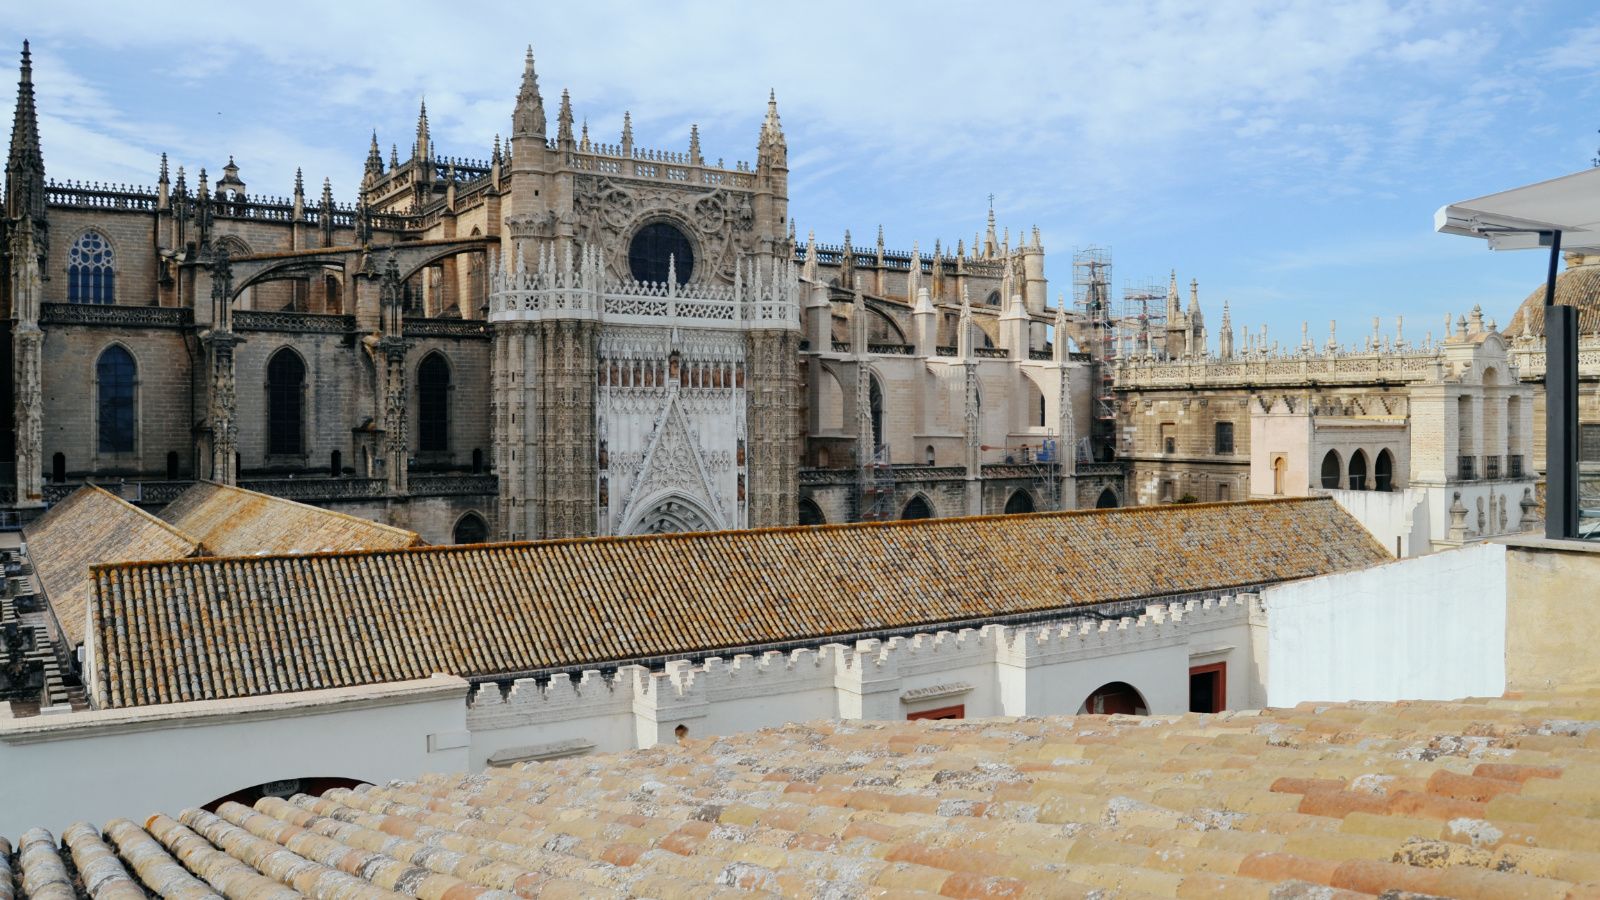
415, 98, 430, 161
512, 45, 546, 138
365, 130, 383, 176
759, 88, 786, 160
7, 39, 46, 226
556, 88, 573, 145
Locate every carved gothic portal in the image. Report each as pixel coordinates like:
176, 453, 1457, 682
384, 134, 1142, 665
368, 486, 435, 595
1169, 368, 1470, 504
628, 494, 716, 535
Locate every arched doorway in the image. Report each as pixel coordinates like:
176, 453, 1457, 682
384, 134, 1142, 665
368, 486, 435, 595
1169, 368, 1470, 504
453, 512, 488, 545
1374, 449, 1394, 492
1095, 487, 1119, 509
798, 498, 825, 526
629, 494, 717, 535
901, 495, 933, 520
1078, 681, 1148, 716
1348, 449, 1369, 491
1272, 457, 1287, 495
1320, 450, 1342, 489
1004, 490, 1035, 514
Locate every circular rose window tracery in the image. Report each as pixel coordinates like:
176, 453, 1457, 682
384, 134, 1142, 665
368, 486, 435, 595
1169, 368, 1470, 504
628, 221, 694, 285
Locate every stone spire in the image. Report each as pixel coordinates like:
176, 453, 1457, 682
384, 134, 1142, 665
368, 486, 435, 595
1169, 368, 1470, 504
758, 89, 786, 172
415, 98, 431, 162
802, 230, 818, 282
292, 167, 305, 219
512, 45, 546, 138
6, 40, 46, 228
157, 152, 170, 209
688, 123, 702, 166
579, 119, 590, 151
1166, 270, 1181, 321
556, 89, 574, 148
984, 203, 998, 259
620, 111, 633, 156
364, 130, 383, 183
1218, 300, 1233, 359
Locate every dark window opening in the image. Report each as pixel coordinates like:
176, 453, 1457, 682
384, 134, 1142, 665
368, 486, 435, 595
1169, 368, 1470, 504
266, 349, 306, 456
1320, 450, 1341, 489
1214, 421, 1234, 455
628, 222, 694, 285
1189, 663, 1226, 713
1079, 681, 1148, 716
96, 345, 136, 454
471, 448, 484, 474
1348, 449, 1368, 491
1095, 487, 1119, 508
453, 513, 488, 545
166, 451, 179, 481
418, 353, 451, 454
1375, 449, 1394, 492
50, 452, 65, 484
798, 498, 825, 526
868, 376, 884, 455
901, 495, 932, 520
1004, 491, 1035, 514
330, 449, 342, 477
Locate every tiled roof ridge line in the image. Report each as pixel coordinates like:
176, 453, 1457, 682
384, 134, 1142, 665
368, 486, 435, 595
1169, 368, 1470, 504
89, 496, 1334, 574
177, 480, 422, 544
467, 593, 1254, 714
31, 484, 207, 552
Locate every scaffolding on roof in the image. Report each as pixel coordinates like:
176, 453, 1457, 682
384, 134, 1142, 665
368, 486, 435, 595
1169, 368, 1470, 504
1072, 248, 1117, 462
1118, 278, 1168, 360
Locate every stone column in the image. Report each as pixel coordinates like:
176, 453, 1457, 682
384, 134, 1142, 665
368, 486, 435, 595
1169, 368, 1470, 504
746, 328, 800, 527
8, 221, 44, 506
200, 252, 240, 486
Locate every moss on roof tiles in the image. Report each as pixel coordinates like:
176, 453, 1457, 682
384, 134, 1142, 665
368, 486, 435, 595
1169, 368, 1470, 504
158, 481, 422, 557
92, 497, 1388, 709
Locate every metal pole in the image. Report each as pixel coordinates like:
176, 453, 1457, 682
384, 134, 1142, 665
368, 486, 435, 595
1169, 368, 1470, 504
1543, 230, 1580, 539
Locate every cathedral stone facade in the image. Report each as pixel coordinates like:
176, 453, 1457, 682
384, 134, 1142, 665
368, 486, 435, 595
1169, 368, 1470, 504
1, 44, 1097, 541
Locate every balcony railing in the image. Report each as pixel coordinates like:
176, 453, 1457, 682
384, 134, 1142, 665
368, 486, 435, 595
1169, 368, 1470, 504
1510, 455, 1524, 479
1458, 455, 1476, 482
1486, 455, 1501, 480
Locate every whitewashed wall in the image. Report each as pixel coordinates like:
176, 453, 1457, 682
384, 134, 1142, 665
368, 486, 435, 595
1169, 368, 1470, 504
0, 676, 469, 835
465, 596, 1255, 768
1326, 488, 1430, 557
1257, 542, 1506, 707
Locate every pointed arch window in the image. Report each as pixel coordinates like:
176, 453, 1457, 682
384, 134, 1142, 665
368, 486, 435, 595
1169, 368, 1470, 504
96, 345, 136, 453
266, 349, 306, 456
418, 353, 451, 454
68, 231, 116, 304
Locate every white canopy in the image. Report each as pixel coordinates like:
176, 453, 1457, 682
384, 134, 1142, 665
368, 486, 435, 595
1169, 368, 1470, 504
1435, 166, 1600, 254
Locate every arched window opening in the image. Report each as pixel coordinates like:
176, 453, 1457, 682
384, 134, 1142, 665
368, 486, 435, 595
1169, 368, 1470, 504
673, 723, 689, 743
1375, 449, 1394, 492
417, 353, 451, 454
453, 512, 489, 545
96, 345, 136, 454
1095, 487, 1119, 508
1272, 457, 1287, 495
324, 274, 342, 314
1078, 681, 1148, 716
50, 453, 65, 484
471, 448, 484, 474
1320, 450, 1342, 489
628, 222, 694, 285
166, 451, 180, 481
1348, 449, 1369, 491
985, 290, 1001, 306
1004, 491, 1035, 514
868, 376, 884, 457
925, 444, 936, 465
901, 495, 933, 520
68, 231, 115, 304
330, 449, 342, 477
266, 349, 306, 456
798, 498, 825, 526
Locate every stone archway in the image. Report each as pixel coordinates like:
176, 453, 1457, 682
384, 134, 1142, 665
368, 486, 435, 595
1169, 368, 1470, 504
1095, 487, 1119, 509
627, 493, 718, 535
1078, 681, 1148, 716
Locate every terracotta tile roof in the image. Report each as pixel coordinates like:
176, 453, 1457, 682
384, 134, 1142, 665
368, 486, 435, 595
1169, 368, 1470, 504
10, 687, 1600, 897
23, 486, 203, 648
158, 481, 422, 557
90, 497, 1386, 708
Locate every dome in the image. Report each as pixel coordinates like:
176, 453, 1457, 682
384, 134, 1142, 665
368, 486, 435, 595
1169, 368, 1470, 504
1504, 254, 1600, 338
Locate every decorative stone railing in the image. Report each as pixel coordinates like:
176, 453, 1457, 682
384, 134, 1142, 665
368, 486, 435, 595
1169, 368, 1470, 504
233, 311, 356, 334
867, 343, 913, 355
1508, 337, 1600, 378
1114, 350, 1446, 389
41, 304, 192, 329
408, 474, 498, 497
1075, 461, 1125, 476
403, 318, 490, 339
238, 477, 387, 501
974, 347, 1009, 359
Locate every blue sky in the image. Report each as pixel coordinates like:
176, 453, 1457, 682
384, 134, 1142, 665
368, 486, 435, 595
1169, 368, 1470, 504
6, 1, 1597, 349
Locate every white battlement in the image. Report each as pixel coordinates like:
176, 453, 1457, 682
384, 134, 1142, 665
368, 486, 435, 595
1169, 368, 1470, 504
464, 593, 1256, 767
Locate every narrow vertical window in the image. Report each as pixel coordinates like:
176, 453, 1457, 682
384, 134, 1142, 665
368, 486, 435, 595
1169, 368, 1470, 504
68, 231, 116, 304
267, 349, 306, 455
418, 353, 451, 454
96, 345, 136, 453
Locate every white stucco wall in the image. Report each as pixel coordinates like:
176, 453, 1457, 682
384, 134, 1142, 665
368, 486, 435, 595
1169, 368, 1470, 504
1326, 488, 1429, 557
466, 596, 1256, 762
0, 676, 470, 835
1259, 542, 1506, 707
